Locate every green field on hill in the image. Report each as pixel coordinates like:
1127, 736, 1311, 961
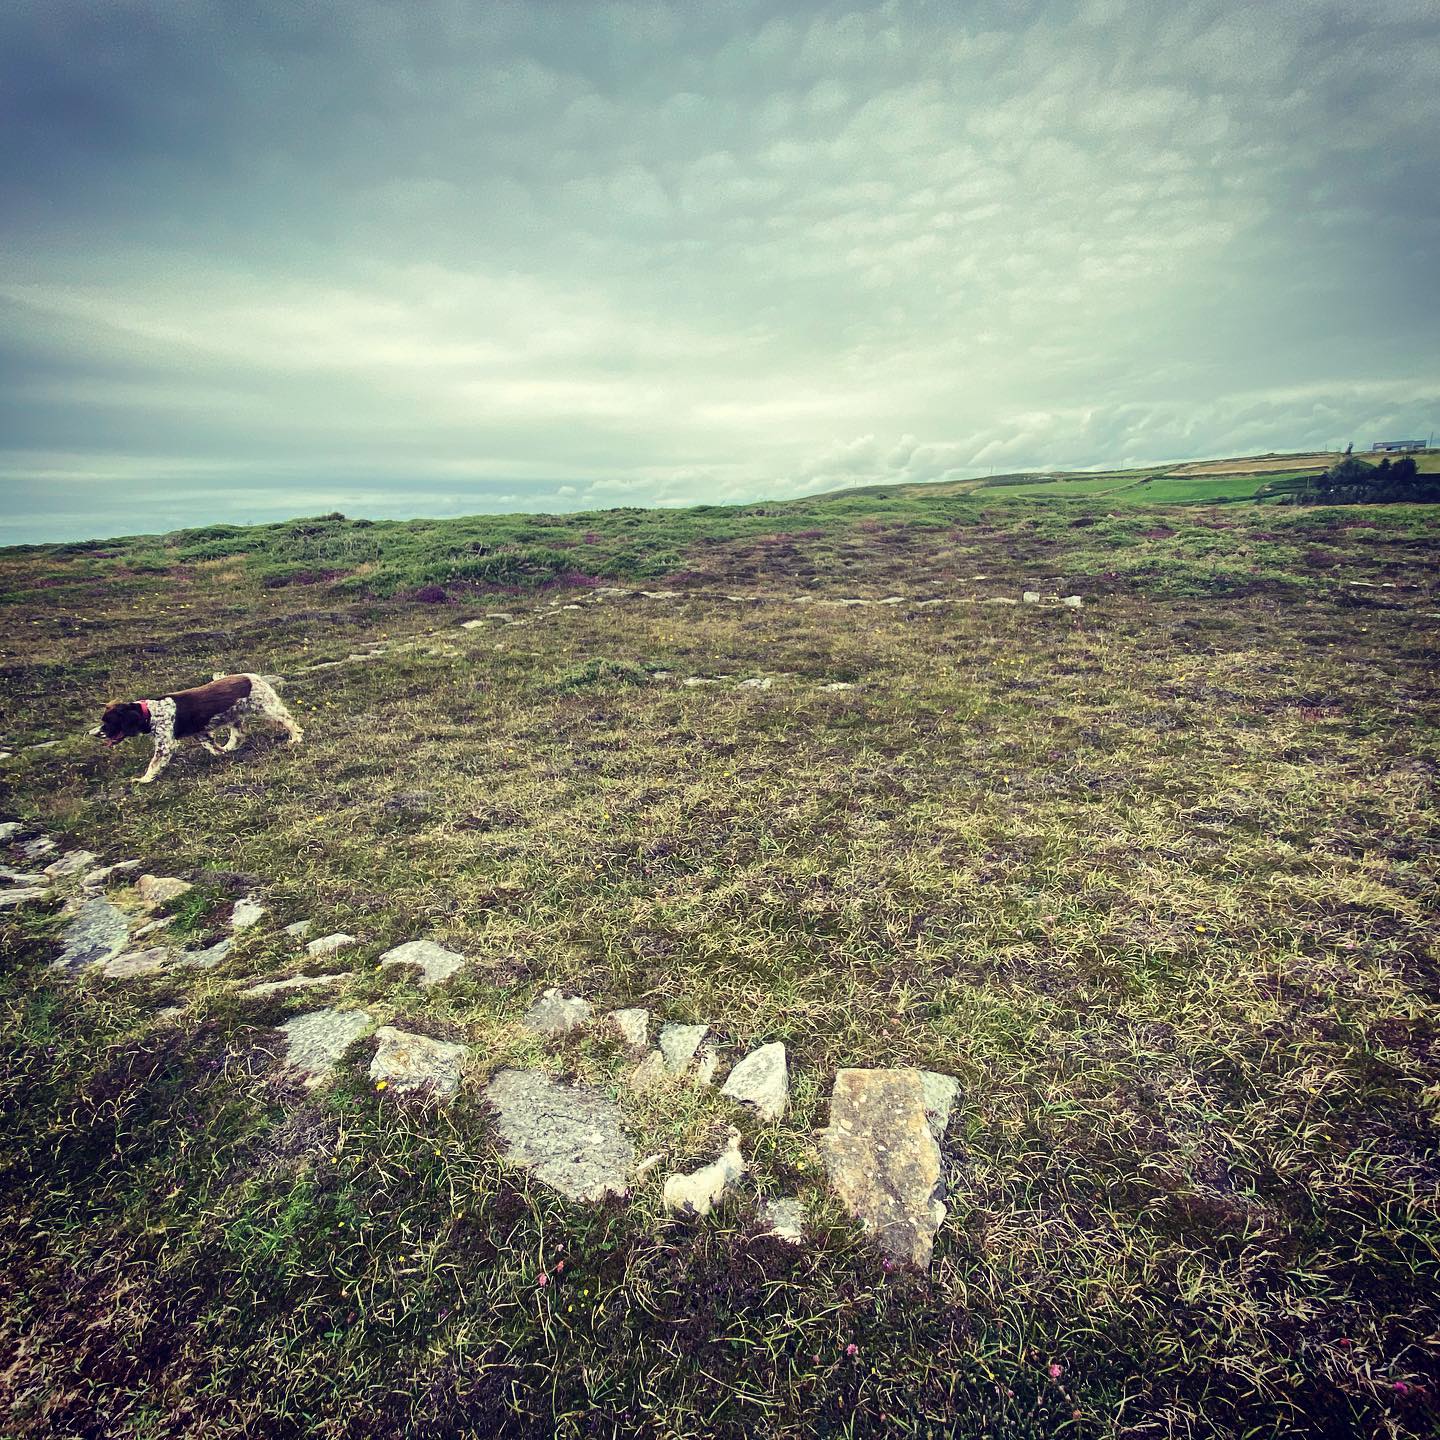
2, 485, 1439, 1438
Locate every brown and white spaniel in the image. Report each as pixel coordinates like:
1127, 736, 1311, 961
97, 673, 302, 784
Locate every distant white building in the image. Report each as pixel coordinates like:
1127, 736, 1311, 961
1371, 440, 1424, 453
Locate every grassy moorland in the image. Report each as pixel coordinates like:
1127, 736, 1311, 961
1, 482, 1438, 1439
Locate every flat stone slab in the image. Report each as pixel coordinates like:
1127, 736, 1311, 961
137, 875, 193, 910
760, 1196, 805, 1244
284, 919, 314, 938
720, 1042, 789, 1120
180, 937, 234, 970
0, 865, 45, 884
819, 682, 856, 691
102, 947, 174, 978
80, 860, 141, 889
19, 837, 57, 860
230, 897, 267, 930
917, 1070, 961, 1141
1, 887, 49, 910
523, 987, 593, 1037
820, 1067, 946, 1270
242, 972, 347, 998
659, 1023, 709, 1072
0, 822, 22, 843
663, 1128, 745, 1218
277, 1008, 373, 1086
485, 1069, 634, 1202
369, 1026, 469, 1099
377, 939, 467, 987
44, 850, 98, 878
607, 1007, 649, 1048
53, 898, 131, 971
306, 932, 356, 957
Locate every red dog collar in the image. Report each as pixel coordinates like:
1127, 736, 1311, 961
139, 699, 151, 724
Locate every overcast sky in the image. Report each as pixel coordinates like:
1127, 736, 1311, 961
2, 0, 1437, 543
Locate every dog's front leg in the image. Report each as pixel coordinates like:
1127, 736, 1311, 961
135, 737, 176, 785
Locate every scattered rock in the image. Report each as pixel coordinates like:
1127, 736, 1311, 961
917, 1070, 961, 1141
230, 897, 267, 930
44, 850, 98, 879
819, 682, 855, 692
634, 1152, 664, 1180
24, 740, 60, 752
659, 1023, 709, 1072
524, 987, 593, 1037
1061, 595, 1084, 609
0, 865, 44, 884
760, 1196, 805, 1244
0, 822, 22, 843
277, 1008, 373, 1086
181, 937, 234, 970
129, 918, 172, 941
0, 887, 48, 910
694, 1046, 720, 1087
80, 860, 141, 889
737, 677, 773, 690
369, 1026, 469, 1099
663, 1128, 745, 1218
1022, 591, 1041, 604
720, 1042, 789, 1120
102, 947, 174, 978
306, 932, 357, 957
137, 875, 193, 910
242, 972, 347, 998
53, 898, 130, 971
459, 619, 489, 629
606, 1007, 650, 1048
19, 837, 57, 860
982, 597, 1019, 606
377, 939, 467, 987
154, 1006, 185, 1024
820, 1068, 945, 1270
628, 1051, 667, 1091
485, 1069, 635, 1202
683, 676, 718, 687
285, 919, 314, 938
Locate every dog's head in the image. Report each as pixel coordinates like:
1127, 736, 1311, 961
96, 701, 150, 746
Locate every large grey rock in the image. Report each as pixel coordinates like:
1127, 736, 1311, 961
485, 1069, 634, 1202
760, 1196, 805, 1244
0, 887, 49, 910
230, 897, 267, 930
820, 1068, 946, 1270
44, 850, 98, 879
1061, 595, 1084, 609
720, 1042, 789, 1120
369, 1026, 469, 1099
102, 947, 174, 978
606, 1007, 650, 1048
523, 987, 593, 1037
663, 1128, 745, 1217
53, 898, 131, 971
378, 939, 467, 987
137, 875, 192, 910
659, 1023, 709, 1072
277, 1008, 373, 1086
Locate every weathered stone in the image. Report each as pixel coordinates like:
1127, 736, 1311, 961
53, 898, 130, 971
137, 875, 193, 910
663, 1128, 745, 1218
284, 919, 314, 938
1022, 591, 1041, 604
0, 822, 22, 843
80, 860, 141, 889
129, 918, 172, 940
460, 619, 489, 629
760, 1196, 805, 1244
277, 1008, 373, 1085
230, 897, 267, 930
378, 939, 467, 987
102, 947, 174, 978
694, 1046, 720, 1087
306, 932, 357, 957
178, 936, 234, 970
819, 682, 856, 691
737, 676, 773, 690
485, 1069, 634, 1202
369, 1026, 469, 1099
242, 972, 347, 998
683, 676, 718, 687
659, 1023, 709, 1072
982, 597, 1019, 606
606, 1007, 650, 1048
720, 1042, 789, 1120
917, 1070, 961, 1141
1061, 595, 1084, 608
523, 987, 593, 1037
628, 1051, 667, 1091
0, 865, 44, 884
0, 887, 48, 910
44, 850, 98, 878
820, 1068, 946, 1270
19, 837, 57, 860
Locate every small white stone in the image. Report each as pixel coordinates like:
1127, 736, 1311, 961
820, 682, 855, 692
760, 1196, 805, 1244
243, 972, 346, 998
137, 875, 192, 910
377, 939, 467, 987
720, 1042, 790, 1120
606, 1007, 650, 1048
102, 946, 174, 978
0, 887, 49, 909
659, 1023, 709, 1072
523, 987, 593, 1036
284, 920, 314, 938
1022, 591, 1041, 604
460, 619, 489, 629
44, 850, 98, 878
230, 897, 267, 930
306, 932, 357, 957
1061, 595, 1084, 609
663, 1128, 745, 1218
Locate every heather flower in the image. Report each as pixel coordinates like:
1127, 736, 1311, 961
1048, 1363, 1063, 1379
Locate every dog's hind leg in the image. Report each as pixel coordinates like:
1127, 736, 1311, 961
245, 675, 303, 745
220, 726, 243, 752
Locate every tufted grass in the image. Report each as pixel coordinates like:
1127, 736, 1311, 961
1, 493, 1439, 1437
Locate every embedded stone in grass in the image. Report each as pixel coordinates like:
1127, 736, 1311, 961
720, 1042, 789, 1120
0, 887, 48, 910
683, 676, 718, 687
485, 1069, 634, 1202
917, 1070, 961, 1141
820, 1068, 945, 1270
606, 1007, 650, 1048
982, 597, 1019, 606
369, 1026, 469, 1099
523, 987, 593, 1037
102, 946, 174, 978
760, 1196, 805, 1244
277, 1008, 374, 1086
19, 837, 57, 860
137, 875, 193, 910
459, 619, 489, 629
663, 1128, 745, 1218
242, 972, 347, 998
79, 860, 141, 889
819, 681, 856, 692
230, 896, 267, 930
306, 932, 357, 957
0, 822, 22, 843
737, 677, 773, 690
377, 939, 467, 987
659, 1023, 709, 1072
181, 937, 234, 970
53, 897, 130, 971
0, 865, 45, 884
284, 919, 314, 939
1022, 591, 1041, 604
628, 1051, 667, 1091
43, 849, 97, 878
1061, 595, 1084, 608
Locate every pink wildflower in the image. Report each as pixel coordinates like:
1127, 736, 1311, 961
845, 1344, 859, 1357
536, 1272, 548, 1287
1048, 1363, 1063, 1379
